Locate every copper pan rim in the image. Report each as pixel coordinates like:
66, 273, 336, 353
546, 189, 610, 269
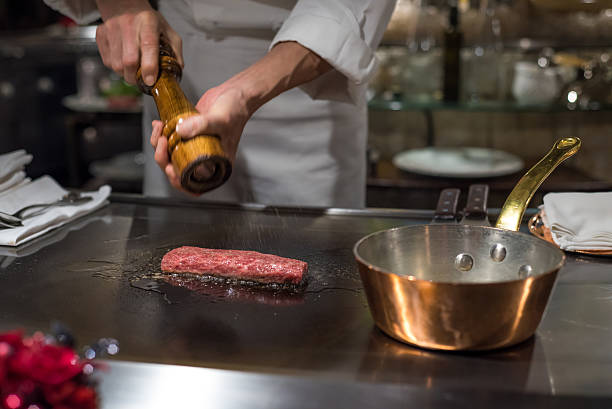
353, 224, 566, 287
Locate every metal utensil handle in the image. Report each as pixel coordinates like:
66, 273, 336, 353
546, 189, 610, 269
463, 184, 489, 221
0, 211, 22, 226
9, 193, 91, 220
12, 202, 56, 219
16, 198, 92, 219
495, 137, 581, 231
0, 215, 22, 228
432, 188, 460, 223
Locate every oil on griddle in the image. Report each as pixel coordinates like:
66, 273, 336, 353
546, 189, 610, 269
81, 242, 361, 307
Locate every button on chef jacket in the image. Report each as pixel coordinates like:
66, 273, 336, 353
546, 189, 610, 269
45, 0, 396, 208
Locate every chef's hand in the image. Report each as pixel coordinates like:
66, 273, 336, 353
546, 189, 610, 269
149, 86, 249, 194
95, 0, 183, 86
150, 41, 331, 195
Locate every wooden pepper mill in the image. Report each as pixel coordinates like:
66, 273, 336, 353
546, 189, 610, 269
136, 38, 231, 194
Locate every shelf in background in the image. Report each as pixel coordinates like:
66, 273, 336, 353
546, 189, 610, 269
368, 98, 612, 113
378, 40, 612, 52
366, 159, 612, 209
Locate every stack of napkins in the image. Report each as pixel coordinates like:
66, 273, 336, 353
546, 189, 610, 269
0, 149, 32, 194
541, 192, 612, 251
0, 149, 111, 247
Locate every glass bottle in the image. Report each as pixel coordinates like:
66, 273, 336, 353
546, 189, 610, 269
443, 1, 463, 102
462, 0, 504, 103
401, 0, 445, 102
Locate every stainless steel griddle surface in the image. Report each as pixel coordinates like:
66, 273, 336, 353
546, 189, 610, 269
1, 195, 611, 407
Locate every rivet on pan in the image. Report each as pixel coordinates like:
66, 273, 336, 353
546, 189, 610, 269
454, 253, 474, 272
490, 243, 507, 262
518, 264, 533, 278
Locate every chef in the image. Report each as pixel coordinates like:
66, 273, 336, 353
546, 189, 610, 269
44, 0, 395, 208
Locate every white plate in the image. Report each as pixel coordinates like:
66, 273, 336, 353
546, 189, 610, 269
89, 151, 144, 181
392, 147, 524, 178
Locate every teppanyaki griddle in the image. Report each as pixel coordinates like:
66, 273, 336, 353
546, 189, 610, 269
0, 197, 611, 398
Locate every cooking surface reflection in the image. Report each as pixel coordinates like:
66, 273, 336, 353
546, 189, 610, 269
0, 196, 610, 404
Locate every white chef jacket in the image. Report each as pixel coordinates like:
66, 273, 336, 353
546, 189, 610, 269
45, 0, 395, 208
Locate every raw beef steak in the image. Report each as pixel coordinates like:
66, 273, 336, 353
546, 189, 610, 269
161, 246, 307, 285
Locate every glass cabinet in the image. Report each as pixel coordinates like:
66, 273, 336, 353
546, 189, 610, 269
366, 0, 612, 208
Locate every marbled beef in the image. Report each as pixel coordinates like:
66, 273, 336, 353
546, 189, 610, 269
161, 246, 306, 285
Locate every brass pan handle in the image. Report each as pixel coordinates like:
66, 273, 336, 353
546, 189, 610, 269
495, 137, 581, 232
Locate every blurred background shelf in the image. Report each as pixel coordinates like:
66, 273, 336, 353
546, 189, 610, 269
366, 0, 611, 209
366, 158, 612, 209
0, 0, 610, 209
368, 98, 612, 112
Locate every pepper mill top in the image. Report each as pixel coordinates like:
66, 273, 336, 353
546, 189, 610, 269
135, 37, 232, 194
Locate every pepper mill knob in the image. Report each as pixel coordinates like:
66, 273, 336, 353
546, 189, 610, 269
136, 38, 231, 194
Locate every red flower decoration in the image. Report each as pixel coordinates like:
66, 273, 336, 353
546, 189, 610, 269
0, 330, 101, 409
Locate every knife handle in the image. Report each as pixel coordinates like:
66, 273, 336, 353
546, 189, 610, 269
432, 188, 460, 223
463, 184, 489, 221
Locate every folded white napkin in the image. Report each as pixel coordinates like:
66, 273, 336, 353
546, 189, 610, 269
0, 150, 32, 193
0, 171, 28, 193
0, 214, 112, 260
542, 192, 612, 251
0, 175, 111, 246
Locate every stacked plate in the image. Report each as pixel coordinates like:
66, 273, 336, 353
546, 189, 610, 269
392, 147, 524, 178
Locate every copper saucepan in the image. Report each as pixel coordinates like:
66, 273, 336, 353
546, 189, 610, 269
354, 137, 581, 351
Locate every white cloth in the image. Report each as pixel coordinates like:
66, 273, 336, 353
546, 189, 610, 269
271, 0, 393, 103
0, 214, 112, 259
43, 0, 395, 208
0, 176, 111, 247
0, 150, 33, 193
0, 171, 28, 194
42, 0, 100, 24
541, 192, 612, 251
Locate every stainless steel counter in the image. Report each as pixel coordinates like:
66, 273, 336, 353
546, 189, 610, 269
1, 195, 611, 408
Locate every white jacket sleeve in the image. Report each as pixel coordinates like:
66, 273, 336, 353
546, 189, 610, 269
43, 0, 100, 25
270, 0, 396, 105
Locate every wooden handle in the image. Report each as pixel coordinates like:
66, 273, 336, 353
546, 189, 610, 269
136, 38, 231, 194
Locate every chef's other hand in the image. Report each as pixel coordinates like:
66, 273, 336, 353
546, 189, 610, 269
178, 86, 249, 165
149, 120, 197, 196
149, 86, 249, 194
95, 0, 183, 86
